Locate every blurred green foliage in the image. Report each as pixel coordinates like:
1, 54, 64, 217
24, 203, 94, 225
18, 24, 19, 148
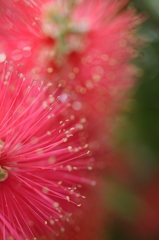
106, 182, 140, 219
120, 0, 159, 180
105, 1, 159, 239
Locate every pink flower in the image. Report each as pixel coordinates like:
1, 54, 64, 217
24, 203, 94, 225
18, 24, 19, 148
0, 0, 140, 122
0, 62, 96, 240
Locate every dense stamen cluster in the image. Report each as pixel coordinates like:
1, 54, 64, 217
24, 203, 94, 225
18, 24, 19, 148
0, 63, 94, 239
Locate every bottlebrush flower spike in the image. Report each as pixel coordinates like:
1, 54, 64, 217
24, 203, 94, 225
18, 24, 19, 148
0, 0, 141, 143
0, 62, 96, 240
0, 0, 140, 88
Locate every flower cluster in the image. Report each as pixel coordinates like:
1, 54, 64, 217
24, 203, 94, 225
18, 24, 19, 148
0, 0, 140, 127
0, 0, 140, 239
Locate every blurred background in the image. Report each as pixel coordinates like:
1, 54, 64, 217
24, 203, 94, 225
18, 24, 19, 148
102, 1, 159, 239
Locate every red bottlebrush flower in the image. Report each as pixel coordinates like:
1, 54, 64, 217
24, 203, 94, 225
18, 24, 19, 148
0, 62, 97, 240
0, 0, 140, 123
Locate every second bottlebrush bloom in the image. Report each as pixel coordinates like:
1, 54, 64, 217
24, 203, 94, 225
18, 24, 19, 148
0, 0, 140, 117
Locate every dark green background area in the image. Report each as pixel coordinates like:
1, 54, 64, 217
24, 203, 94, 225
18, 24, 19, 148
127, 0, 159, 175
104, 1, 159, 239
